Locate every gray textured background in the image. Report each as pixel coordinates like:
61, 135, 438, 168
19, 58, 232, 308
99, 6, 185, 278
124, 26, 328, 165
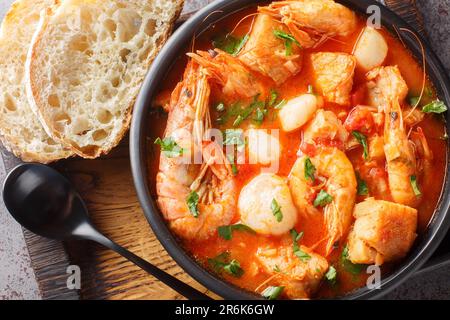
0, 0, 449, 300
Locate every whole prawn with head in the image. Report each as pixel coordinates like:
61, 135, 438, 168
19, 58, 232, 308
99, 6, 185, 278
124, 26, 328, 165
156, 61, 237, 241
367, 66, 420, 207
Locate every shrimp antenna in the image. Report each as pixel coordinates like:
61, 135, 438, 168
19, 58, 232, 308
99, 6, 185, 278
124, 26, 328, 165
227, 12, 259, 37
399, 27, 426, 120
188, 10, 225, 55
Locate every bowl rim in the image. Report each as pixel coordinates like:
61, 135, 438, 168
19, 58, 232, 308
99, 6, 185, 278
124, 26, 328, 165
130, 0, 450, 300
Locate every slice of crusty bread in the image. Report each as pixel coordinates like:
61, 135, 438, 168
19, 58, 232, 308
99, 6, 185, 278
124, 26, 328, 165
26, 0, 184, 158
0, 0, 72, 163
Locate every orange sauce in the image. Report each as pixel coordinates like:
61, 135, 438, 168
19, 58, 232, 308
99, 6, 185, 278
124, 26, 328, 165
147, 6, 447, 298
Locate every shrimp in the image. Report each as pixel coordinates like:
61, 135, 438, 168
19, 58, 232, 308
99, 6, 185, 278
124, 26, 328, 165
238, 14, 303, 85
187, 49, 265, 99
303, 109, 349, 148
410, 127, 433, 192
288, 147, 357, 254
256, 245, 328, 299
367, 66, 419, 207
258, 0, 357, 48
156, 62, 237, 241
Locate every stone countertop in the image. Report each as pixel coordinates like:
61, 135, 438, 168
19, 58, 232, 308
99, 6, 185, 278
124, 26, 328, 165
0, 0, 449, 300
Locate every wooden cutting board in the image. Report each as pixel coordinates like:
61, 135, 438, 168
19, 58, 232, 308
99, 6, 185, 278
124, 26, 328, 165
3, 0, 426, 300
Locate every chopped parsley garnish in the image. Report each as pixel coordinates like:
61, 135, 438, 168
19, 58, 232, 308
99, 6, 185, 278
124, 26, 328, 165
273, 99, 286, 110
313, 190, 333, 207
186, 191, 200, 218
269, 89, 278, 106
154, 137, 184, 158
304, 157, 316, 182
262, 286, 284, 300
340, 245, 364, 275
356, 173, 369, 196
224, 129, 245, 149
217, 224, 255, 240
410, 175, 422, 196
208, 252, 244, 278
223, 259, 244, 277
212, 33, 249, 56
273, 30, 301, 56
254, 107, 267, 124
352, 131, 369, 160
273, 265, 281, 273
271, 199, 283, 222
422, 100, 447, 114
325, 266, 337, 285
227, 154, 239, 176
290, 228, 310, 262
233, 115, 244, 127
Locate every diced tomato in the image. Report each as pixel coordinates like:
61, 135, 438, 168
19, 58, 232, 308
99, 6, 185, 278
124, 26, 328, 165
300, 142, 317, 157
344, 107, 375, 135
314, 137, 345, 151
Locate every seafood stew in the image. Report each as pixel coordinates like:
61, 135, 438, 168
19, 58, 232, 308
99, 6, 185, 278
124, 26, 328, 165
148, 0, 448, 299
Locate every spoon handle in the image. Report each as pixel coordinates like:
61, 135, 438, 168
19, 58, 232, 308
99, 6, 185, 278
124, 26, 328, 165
86, 230, 212, 300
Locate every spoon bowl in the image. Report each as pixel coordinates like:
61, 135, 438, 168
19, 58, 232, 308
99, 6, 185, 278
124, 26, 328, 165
3, 163, 89, 240
2, 163, 210, 300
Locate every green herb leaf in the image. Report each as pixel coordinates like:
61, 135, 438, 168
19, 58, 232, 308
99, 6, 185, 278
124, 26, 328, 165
223, 259, 244, 277
273, 265, 281, 273
304, 157, 316, 182
271, 199, 283, 222
262, 286, 284, 300
212, 34, 249, 56
422, 100, 447, 114
269, 89, 278, 106
233, 115, 244, 127
273, 30, 301, 56
290, 228, 310, 262
340, 245, 364, 275
154, 137, 184, 158
313, 190, 333, 207
352, 131, 369, 160
356, 173, 369, 196
208, 252, 244, 278
274, 99, 286, 110
254, 108, 266, 124
290, 228, 304, 242
217, 224, 256, 240
410, 175, 422, 196
186, 191, 199, 218
325, 266, 337, 285
224, 129, 245, 147
226, 154, 239, 176
207, 252, 230, 272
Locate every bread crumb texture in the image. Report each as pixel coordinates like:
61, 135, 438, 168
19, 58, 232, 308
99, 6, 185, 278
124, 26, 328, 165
0, 0, 72, 163
28, 0, 183, 158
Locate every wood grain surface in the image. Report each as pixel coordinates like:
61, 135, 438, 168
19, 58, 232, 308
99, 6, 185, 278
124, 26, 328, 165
1, 0, 425, 300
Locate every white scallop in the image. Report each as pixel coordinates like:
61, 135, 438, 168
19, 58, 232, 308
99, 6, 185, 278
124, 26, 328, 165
278, 94, 321, 132
354, 27, 388, 71
238, 174, 298, 236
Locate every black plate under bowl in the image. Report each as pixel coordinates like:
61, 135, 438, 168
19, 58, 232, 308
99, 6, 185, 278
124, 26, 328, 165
130, 0, 450, 299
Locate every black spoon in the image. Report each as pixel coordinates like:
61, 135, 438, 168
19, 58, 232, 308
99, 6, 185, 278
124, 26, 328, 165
2, 163, 211, 300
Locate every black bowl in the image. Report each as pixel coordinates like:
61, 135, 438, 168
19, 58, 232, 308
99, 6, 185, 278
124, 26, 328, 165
131, 0, 450, 299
